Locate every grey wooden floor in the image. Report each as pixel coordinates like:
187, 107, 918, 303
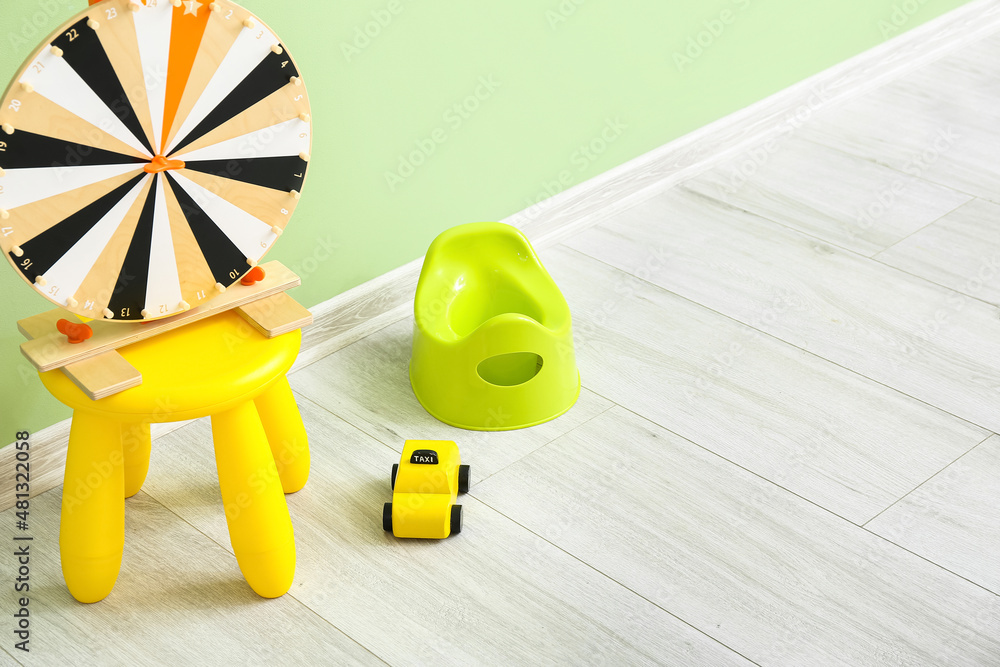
6, 31, 1000, 667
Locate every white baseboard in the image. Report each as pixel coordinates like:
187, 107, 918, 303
4, 0, 999, 510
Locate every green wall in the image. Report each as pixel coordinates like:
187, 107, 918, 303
0, 0, 971, 440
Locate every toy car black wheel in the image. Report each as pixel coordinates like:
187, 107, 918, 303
391, 463, 398, 490
450, 504, 463, 536
383, 503, 393, 533
458, 465, 471, 494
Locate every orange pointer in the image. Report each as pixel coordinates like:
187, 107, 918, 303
144, 155, 186, 174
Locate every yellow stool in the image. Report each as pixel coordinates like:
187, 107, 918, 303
40, 310, 309, 603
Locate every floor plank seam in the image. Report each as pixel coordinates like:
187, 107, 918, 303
867, 257, 1000, 311
467, 493, 764, 667
470, 401, 619, 488
706, 135, 981, 260
858, 525, 1000, 598
679, 183, 968, 270
801, 130, 996, 208
290, 390, 411, 461
608, 404, 873, 524
292, 310, 413, 377
558, 244, 996, 434
869, 199, 976, 260
862, 433, 994, 528
607, 407, 1000, 600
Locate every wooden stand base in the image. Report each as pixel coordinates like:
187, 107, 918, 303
17, 261, 312, 400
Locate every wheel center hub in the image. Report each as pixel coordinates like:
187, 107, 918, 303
144, 155, 186, 174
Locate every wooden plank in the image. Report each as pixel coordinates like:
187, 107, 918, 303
541, 247, 988, 524
867, 434, 1000, 594
141, 400, 750, 666
236, 291, 312, 338
565, 187, 1000, 433
17, 308, 72, 340
474, 407, 1000, 665
18, 303, 142, 400
19, 260, 300, 372
62, 351, 142, 401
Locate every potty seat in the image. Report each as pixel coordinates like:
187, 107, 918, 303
410, 222, 580, 430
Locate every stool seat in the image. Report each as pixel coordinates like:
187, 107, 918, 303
40, 309, 309, 603
40, 310, 301, 422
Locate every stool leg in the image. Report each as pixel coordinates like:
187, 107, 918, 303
211, 400, 295, 598
254, 376, 310, 494
60, 411, 125, 603
122, 422, 151, 498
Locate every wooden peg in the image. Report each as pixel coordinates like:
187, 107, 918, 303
20, 82, 34, 94
11, 245, 23, 257
0, 209, 9, 219
65, 296, 78, 308
243, 18, 255, 29
271, 44, 284, 55
299, 151, 310, 162
56, 319, 93, 345
209, 2, 222, 13
290, 190, 301, 200
2, 124, 14, 135
50, 45, 64, 57
103, 308, 114, 319
172, 0, 182, 6
241, 266, 266, 286
140, 309, 151, 319
178, 300, 191, 310
215, 282, 226, 293
289, 76, 302, 87
247, 258, 258, 267
128, 1, 141, 11
87, 18, 100, 30
34, 275, 46, 287
271, 225, 283, 236
0, 168, 5, 177
298, 113, 310, 123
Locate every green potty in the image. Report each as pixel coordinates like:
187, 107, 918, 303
410, 222, 580, 431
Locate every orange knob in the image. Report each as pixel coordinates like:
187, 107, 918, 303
56, 319, 93, 345
241, 266, 266, 286
144, 155, 186, 174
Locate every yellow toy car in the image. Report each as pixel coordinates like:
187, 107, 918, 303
383, 440, 470, 539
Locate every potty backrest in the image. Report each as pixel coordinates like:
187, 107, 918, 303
415, 223, 570, 340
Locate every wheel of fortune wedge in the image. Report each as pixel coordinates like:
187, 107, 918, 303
0, 0, 311, 322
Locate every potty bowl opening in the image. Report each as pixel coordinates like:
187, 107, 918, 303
477, 353, 543, 387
